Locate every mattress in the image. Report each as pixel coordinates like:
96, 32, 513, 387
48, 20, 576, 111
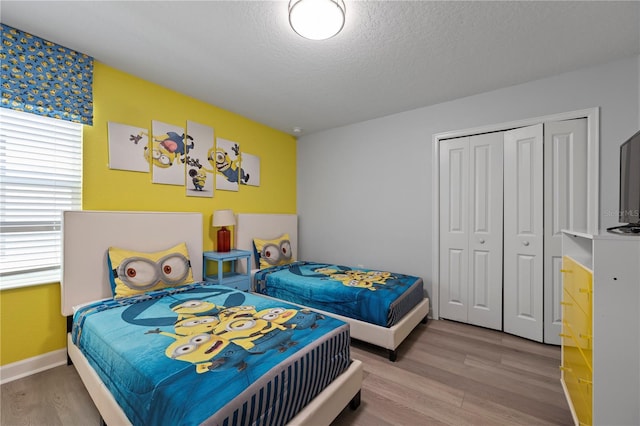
72, 282, 351, 426
254, 261, 424, 327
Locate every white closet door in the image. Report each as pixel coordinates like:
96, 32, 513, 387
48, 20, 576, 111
543, 118, 588, 344
440, 134, 503, 329
439, 136, 470, 322
504, 124, 544, 342
468, 132, 503, 330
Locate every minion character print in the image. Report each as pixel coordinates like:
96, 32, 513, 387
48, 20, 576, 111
108, 243, 193, 298
146, 329, 249, 374
212, 138, 249, 191
253, 235, 293, 268
313, 266, 393, 291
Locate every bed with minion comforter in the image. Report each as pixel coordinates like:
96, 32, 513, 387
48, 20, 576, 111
236, 214, 430, 362
62, 211, 362, 426
254, 261, 424, 328
72, 283, 351, 426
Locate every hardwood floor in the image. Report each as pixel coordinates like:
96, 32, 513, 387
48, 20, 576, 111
333, 319, 572, 425
1, 319, 572, 426
1, 359, 100, 425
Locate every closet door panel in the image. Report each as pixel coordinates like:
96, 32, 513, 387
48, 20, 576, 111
504, 124, 544, 342
468, 132, 503, 330
439, 137, 469, 322
543, 118, 588, 344
515, 254, 537, 317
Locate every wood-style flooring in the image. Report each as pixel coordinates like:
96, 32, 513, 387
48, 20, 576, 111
333, 319, 572, 425
1, 319, 572, 426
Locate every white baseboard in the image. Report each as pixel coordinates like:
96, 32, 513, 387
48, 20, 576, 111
0, 349, 67, 385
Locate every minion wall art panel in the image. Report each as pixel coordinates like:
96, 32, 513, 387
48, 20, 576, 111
149, 121, 189, 186
240, 153, 260, 187
185, 121, 214, 198
214, 138, 249, 192
107, 122, 149, 172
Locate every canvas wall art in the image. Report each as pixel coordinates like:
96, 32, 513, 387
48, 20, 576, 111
215, 138, 248, 192
107, 122, 149, 172
185, 121, 214, 197
240, 153, 260, 187
149, 121, 188, 186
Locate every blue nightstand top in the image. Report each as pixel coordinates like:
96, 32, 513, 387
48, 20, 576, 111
203, 249, 252, 260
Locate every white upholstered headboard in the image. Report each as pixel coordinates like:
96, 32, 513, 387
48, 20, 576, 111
235, 214, 298, 273
61, 211, 203, 316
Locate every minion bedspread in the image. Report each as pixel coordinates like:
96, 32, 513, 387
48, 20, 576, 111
254, 261, 424, 327
72, 283, 350, 426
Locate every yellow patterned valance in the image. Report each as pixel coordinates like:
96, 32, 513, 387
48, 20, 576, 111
0, 23, 93, 125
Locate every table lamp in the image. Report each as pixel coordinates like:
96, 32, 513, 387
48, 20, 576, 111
212, 209, 235, 252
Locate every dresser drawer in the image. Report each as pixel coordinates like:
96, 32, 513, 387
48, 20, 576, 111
562, 360, 593, 426
562, 257, 593, 315
563, 330, 592, 373
562, 320, 593, 371
562, 291, 592, 352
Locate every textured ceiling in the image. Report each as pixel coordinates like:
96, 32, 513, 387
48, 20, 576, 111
2, 1, 639, 136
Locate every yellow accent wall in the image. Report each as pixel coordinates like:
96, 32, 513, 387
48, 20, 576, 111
0, 62, 296, 366
0, 283, 66, 365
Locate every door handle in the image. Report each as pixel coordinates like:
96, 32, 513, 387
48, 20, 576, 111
479, 239, 485, 244
523, 241, 530, 246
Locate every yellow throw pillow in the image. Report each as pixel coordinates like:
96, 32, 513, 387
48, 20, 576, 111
253, 234, 294, 269
108, 242, 194, 299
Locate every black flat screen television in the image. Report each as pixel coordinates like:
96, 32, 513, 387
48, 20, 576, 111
609, 129, 640, 234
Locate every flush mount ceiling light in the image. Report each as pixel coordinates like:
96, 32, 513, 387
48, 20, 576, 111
289, 0, 346, 41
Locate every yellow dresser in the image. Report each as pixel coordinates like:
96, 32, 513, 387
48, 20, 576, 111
561, 256, 593, 425
561, 231, 640, 426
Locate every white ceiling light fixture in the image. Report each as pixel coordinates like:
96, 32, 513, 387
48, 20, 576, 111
289, 0, 346, 41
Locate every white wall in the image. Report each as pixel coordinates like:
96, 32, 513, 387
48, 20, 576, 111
297, 55, 640, 305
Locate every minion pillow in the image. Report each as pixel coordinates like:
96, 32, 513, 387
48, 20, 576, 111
108, 242, 194, 299
253, 234, 294, 270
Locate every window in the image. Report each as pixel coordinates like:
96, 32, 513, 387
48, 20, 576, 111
0, 108, 82, 289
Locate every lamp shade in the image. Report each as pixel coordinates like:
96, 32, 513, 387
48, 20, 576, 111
289, 0, 346, 41
212, 209, 235, 227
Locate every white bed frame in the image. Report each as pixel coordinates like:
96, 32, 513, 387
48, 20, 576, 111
61, 210, 362, 426
236, 213, 430, 361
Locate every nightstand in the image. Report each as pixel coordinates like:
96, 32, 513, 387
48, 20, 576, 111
202, 249, 252, 291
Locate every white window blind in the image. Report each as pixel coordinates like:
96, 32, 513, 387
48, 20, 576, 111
0, 108, 82, 289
